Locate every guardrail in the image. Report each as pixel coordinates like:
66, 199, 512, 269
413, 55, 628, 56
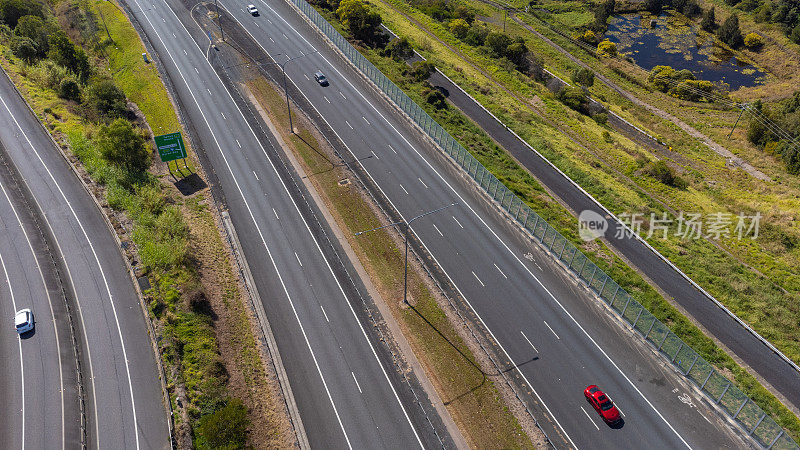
287, 1, 799, 447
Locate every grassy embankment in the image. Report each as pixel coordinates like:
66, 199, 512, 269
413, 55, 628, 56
314, 0, 800, 439
240, 49, 535, 448
0, 0, 290, 446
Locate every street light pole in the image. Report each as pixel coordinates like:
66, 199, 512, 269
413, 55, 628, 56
355, 203, 457, 304
214, 0, 224, 41
276, 51, 319, 133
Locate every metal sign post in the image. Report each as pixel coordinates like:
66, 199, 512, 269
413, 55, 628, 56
154, 132, 189, 178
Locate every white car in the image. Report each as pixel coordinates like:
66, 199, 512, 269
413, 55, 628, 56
247, 4, 259, 16
15, 309, 34, 334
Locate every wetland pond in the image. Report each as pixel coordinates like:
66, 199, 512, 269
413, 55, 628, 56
606, 12, 768, 90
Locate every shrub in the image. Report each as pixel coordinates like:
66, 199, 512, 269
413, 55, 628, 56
486, 31, 512, 57
10, 35, 37, 63
85, 79, 129, 121
336, 0, 382, 44
96, 118, 149, 173
383, 37, 413, 60
464, 23, 488, 46
14, 14, 49, 57
646, 160, 687, 189
449, 18, 469, 38
28, 59, 69, 90
592, 112, 608, 124
407, 60, 435, 82
596, 39, 617, 57
58, 77, 81, 102
744, 32, 763, 49
556, 85, 586, 111
505, 40, 529, 70
576, 29, 597, 44
195, 398, 249, 449
0, 0, 43, 28
571, 67, 595, 87
424, 88, 447, 109
48, 31, 91, 82
717, 14, 743, 48
701, 6, 716, 32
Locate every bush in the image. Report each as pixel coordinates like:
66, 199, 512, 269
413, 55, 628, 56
0, 0, 43, 28
407, 60, 435, 82
383, 37, 413, 60
336, 0, 382, 44
576, 29, 597, 44
556, 85, 586, 111
424, 88, 447, 109
449, 18, 469, 38
717, 13, 743, 48
486, 31, 512, 57
744, 32, 763, 49
195, 398, 249, 449
48, 31, 91, 82
596, 39, 617, 57
571, 67, 595, 87
14, 14, 49, 57
505, 40, 529, 70
85, 79, 129, 121
701, 6, 716, 32
592, 112, 608, 124
646, 160, 687, 189
10, 35, 37, 63
464, 23, 488, 46
96, 118, 149, 173
28, 59, 69, 90
58, 77, 81, 102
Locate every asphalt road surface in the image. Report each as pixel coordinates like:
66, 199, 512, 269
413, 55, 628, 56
424, 63, 800, 413
0, 143, 81, 449
0, 69, 169, 449
121, 0, 450, 447
205, 0, 757, 447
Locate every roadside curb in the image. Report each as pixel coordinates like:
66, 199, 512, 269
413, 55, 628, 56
220, 210, 310, 450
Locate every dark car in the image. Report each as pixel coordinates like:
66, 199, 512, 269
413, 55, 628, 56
314, 71, 329, 86
584, 385, 622, 424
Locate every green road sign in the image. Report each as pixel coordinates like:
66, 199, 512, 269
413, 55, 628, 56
154, 132, 187, 162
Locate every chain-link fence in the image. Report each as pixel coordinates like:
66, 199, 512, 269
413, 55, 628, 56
287, 1, 799, 447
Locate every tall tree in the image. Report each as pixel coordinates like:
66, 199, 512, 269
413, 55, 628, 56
717, 13, 744, 47
701, 6, 716, 32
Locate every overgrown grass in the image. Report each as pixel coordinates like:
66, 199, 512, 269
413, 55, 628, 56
1, 0, 276, 445
312, 3, 800, 440
246, 74, 533, 448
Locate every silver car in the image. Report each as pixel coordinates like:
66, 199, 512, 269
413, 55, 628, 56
15, 309, 34, 334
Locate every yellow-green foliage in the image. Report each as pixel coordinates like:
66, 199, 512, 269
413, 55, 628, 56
744, 32, 763, 49
596, 38, 617, 57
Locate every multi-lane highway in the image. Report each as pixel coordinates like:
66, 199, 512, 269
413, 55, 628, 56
200, 0, 754, 447
0, 144, 81, 449
121, 0, 451, 447
0, 69, 169, 449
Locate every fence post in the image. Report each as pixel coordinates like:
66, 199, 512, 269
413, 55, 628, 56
558, 241, 567, 260
531, 216, 540, 237
522, 210, 529, 228
576, 256, 588, 278
548, 234, 557, 250
700, 369, 714, 390
749, 413, 766, 436
620, 296, 631, 315
685, 354, 699, 376
645, 317, 656, 339
768, 430, 784, 449
587, 266, 598, 287
671, 343, 683, 363
658, 331, 669, 351
716, 382, 731, 404
609, 284, 620, 304
631, 307, 644, 328
733, 399, 748, 420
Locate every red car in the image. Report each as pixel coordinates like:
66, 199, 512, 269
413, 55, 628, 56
584, 385, 622, 424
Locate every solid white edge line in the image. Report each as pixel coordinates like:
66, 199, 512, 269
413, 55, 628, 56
0, 85, 137, 450
210, 2, 426, 446
255, 4, 694, 447
0, 250, 25, 450
0, 181, 66, 449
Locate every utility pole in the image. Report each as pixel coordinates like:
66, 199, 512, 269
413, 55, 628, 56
98, 8, 113, 44
729, 103, 748, 138
503, 8, 507, 33
355, 203, 457, 305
